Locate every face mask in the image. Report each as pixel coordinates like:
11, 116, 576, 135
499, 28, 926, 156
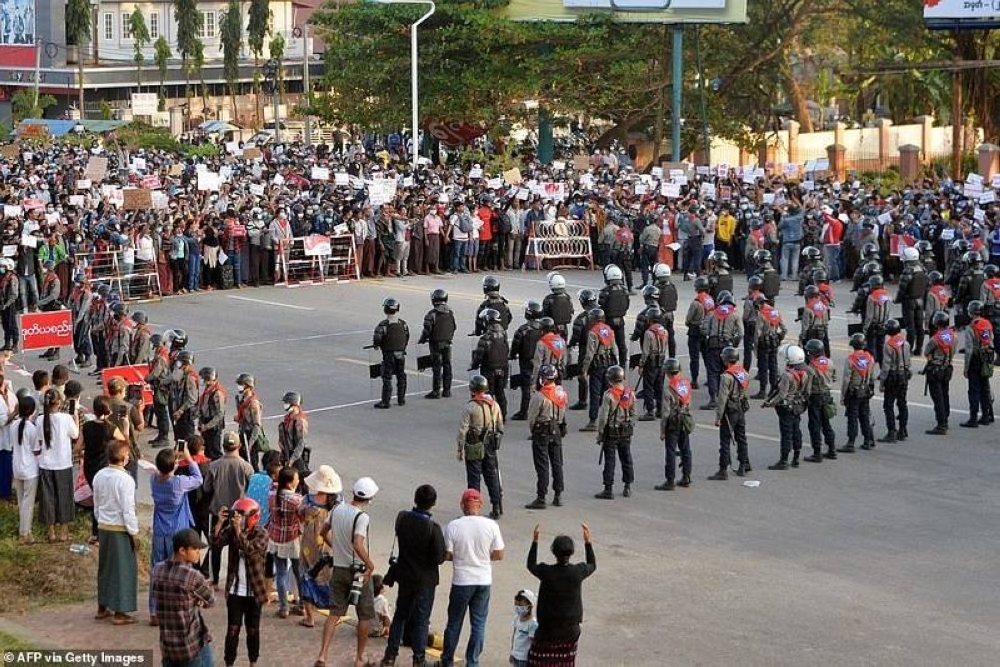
514, 605, 529, 617
283, 403, 292, 412
174, 361, 182, 369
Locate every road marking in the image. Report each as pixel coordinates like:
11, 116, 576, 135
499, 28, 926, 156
336, 356, 426, 378
193, 330, 369, 353
694, 422, 781, 443
829, 388, 970, 415
263, 381, 472, 420
226, 295, 315, 311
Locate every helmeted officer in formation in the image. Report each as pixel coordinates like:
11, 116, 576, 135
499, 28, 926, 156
752, 249, 780, 301
568, 289, 598, 411
0, 259, 20, 352
945, 238, 970, 291
896, 246, 928, 354
419, 289, 456, 399
373, 297, 409, 409
878, 319, 911, 443
130, 311, 152, 365
171, 349, 199, 444
579, 308, 617, 432
279, 391, 309, 474
598, 264, 631, 366
797, 246, 824, 296
849, 261, 881, 315
707, 251, 734, 300
88, 283, 111, 372
742, 275, 765, 372
474, 275, 512, 334
954, 251, 985, 328
456, 374, 505, 519
197, 366, 226, 459
594, 365, 635, 499
838, 333, 876, 452
524, 364, 568, 510
531, 317, 568, 386
960, 301, 994, 427
69, 275, 94, 367
803, 339, 837, 462
637, 306, 668, 421
764, 344, 809, 470
37, 261, 63, 360
813, 268, 835, 308
652, 263, 679, 357
924, 271, 952, 333
510, 301, 544, 420
852, 243, 881, 293
981, 264, 1000, 356
470, 308, 510, 419
800, 284, 831, 357
708, 347, 751, 480
753, 295, 787, 399
700, 290, 741, 410
657, 358, 694, 490
542, 272, 574, 340
685, 277, 715, 390
922, 312, 956, 435
106, 302, 133, 367
916, 239, 937, 274
630, 284, 661, 345
145, 334, 171, 446
863, 275, 893, 365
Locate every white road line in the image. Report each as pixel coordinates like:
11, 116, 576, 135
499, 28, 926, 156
336, 356, 425, 377
263, 381, 471, 420
192, 330, 369, 353
829, 388, 970, 415
226, 295, 315, 311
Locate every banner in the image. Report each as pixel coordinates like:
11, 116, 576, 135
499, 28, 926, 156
84, 156, 109, 183
19, 310, 73, 352
303, 234, 332, 256
100, 365, 153, 407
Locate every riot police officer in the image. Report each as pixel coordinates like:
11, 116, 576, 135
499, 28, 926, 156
708, 347, 751, 480
657, 358, 693, 490
960, 301, 994, 427
653, 263, 678, 357
474, 275, 512, 334
197, 366, 226, 460
419, 289, 456, 399
924, 271, 952, 332
945, 239, 970, 292
279, 391, 309, 473
700, 290, 741, 410
525, 364, 568, 510
145, 334, 171, 446
800, 285, 831, 357
457, 375, 505, 519
171, 349, 199, 443
742, 275, 765, 372
637, 306, 668, 421
373, 298, 409, 409
470, 308, 510, 419
598, 264, 631, 365
568, 289, 598, 410
838, 333, 876, 452
752, 249, 780, 301
37, 261, 62, 360
130, 312, 152, 365
803, 339, 837, 462
981, 264, 1000, 355
510, 301, 544, 420
580, 308, 617, 432
754, 296, 787, 399
594, 365, 636, 499
896, 246, 928, 354
922, 311, 956, 435
685, 277, 715, 390
764, 344, 808, 469
707, 250, 734, 300
878, 319, 911, 442
863, 275, 892, 365
797, 246, 823, 296
849, 261, 882, 315
542, 272, 574, 340
531, 317, 568, 385
954, 250, 984, 328
916, 238, 937, 274
852, 243, 881, 292
630, 284, 661, 344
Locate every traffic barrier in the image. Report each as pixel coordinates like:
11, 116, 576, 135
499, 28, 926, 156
74, 250, 163, 302
524, 220, 594, 271
280, 233, 360, 286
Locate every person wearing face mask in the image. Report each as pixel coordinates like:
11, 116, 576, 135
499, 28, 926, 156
279, 391, 309, 474
145, 335, 172, 446
197, 367, 226, 461
234, 374, 264, 471
36, 261, 63, 360
0, 259, 20, 352
171, 350, 199, 445
69, 274, 94, 367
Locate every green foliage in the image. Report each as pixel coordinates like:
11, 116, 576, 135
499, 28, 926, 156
65, 0, 91, 45
11, 90, 56, 122
221, 0, 243, 113
99, 100, 114, 121
153, 36, 172, 96
269, 34, 286, 99
247, 0, 271, 60
129, 8, 151, 87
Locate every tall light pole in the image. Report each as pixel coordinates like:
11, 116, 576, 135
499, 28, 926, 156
368, 0, 435, 170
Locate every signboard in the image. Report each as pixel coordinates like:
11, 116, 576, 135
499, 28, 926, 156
101, 365, 153, 407
84, 156, 109, 182
502, 0, 747, 23
243, 147, 262, 161
303, 234, 332, 256
1, 145, 19, 160
925, 0, 1000, 29
16, 122, 49, 139
141, 175, 161, 189
123, 188, 153, 210
131, 92, 159, 115
198, 171, 222, 191
19, 311, 73, 352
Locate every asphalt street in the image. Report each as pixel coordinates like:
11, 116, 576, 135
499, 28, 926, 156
24, 268, 1000, 666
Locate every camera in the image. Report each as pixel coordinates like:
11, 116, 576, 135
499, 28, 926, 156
348, 562, 367, 606
126, 383, 144, 404
307, 553, 333, 580
176, 439, 186, 451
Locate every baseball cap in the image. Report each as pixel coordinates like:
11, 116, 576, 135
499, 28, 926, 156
353, 477, 379, 499
516, 589, 537, 607
173, 528, 208, 551
461, 488, 482, 503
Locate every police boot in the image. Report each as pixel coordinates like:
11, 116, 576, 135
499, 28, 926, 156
489, 505, 501, 520
791, 451, 800, 467
638, 411, 656, 422
373, 401, 391, 409
708, 468, 728, 481
837, 441, 856, 453
579, 420, 597, 432
678, 474, 692, 487
424, 390, 440, 399
654, 479, 675, 490
925, 424, 948, 435
510, 412, 527, 421
824, 446, 838, 460
735, 463, 748, 476
699, 399, 717, 411
804, 448, 824, 463
877, 430, 897, 443
978, 414, 993, 425
442, 388, 451, 398
551, 493, 562, 507
569, 400, 587, 411
524, 497, 546, 510
896, 425, 907, 441
622, 484, 631, 498
594, 485, 614, 500
768, 458, 789, 470
751, 386, 767, 400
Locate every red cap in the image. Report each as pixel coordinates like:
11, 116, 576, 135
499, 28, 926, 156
461, 488, 482, 503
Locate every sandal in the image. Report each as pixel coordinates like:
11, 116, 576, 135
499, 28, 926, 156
112, 614, 137, 625
276, 608, 289, 619
313, 662, 325, 667
94, 609, 112, 621
298, 619, 314, 628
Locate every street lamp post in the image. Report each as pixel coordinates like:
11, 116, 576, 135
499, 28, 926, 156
263, 58, 281, 142
368, 0, 435, 170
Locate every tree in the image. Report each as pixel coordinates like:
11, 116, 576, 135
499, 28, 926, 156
193, 39, 209, 116
220, 0, 243, 123
129, 9, 151, 90
247, 0, 271, 126
65, 0, 91, 117
269, 33, 286, 103
154, 36, 172, 110
12, 90, 56, 122
173, 0, 202, 119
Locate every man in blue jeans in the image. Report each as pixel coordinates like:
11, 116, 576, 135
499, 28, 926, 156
439, 488, 505, 667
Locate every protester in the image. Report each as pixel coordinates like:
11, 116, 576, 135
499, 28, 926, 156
82, 395, 124, 542
0, 366, 16, 500
10, 396, 39, 543
151, 528, 216, 667
92, 440, 140, 625
35, 387, 79, 543
203, 431, 254, 587
268, 466, 303, 619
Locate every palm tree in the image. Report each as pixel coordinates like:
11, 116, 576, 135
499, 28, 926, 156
128, 9, 150, 90
193, 39, 209, 117
173, 0, 202, 120
220, 0, 242, 123
65, 0, 91, 117
269, 34, 286, 104
247, 0, 271, 127
153, 36, 172, 110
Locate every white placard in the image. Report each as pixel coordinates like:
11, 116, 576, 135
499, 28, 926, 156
2, 245, 16, 257
311, 166, 330, 181
992, 174, 1000, 189
403, 176, 414, 188
754, 168, 767, 178
198, 172, 222, 192
743, 171, 757, 185
762, 193, 775, 205
673, 175, 689, 186
151, 191, 170, 210
273, 173, 285, 186
980, 191, 997, 204
877, 212, 893, 225
487, 177, 503, 190
783, 163, 799, 177
68, 195, 85, 207
131, 92, 158, 115
469, 167, 484, 179
249, 183, 266, 197
974, 208, 986, 222
131, 157, 147, 172
940, 228, 955, 241
965, 182, 984, 198
20, 234, 37, 248
716, 164, 728, 178
3, 205, 22, 218
75, 179, 91, 190
635, 183, 648, 196
219, 166, 233, 182
335, 172, 349, 186
661, 183, 681, 199
552, 160, 566, 171
516, 189, 530, 201
45, 212, 59, 225
801, 180, 815, 192
695, 166, 710, 176
579, 173, 594, 189
700, 183, 717, 199
651, 167, 664, 178
966, 173, 983, 185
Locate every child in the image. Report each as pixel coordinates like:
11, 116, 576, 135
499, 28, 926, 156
510, 589, 538, 666
369, 574, 392, 638
246, 451, 282, 530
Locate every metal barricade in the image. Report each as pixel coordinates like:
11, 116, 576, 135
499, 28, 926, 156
74, 250, 162, 303
282, 234, 360, 286
524, 220, 594, 271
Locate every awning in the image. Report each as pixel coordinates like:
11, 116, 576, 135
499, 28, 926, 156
17, 118, 129, 137
197, 120, 240, 134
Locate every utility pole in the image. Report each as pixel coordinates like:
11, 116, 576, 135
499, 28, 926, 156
303, 23, 311, 147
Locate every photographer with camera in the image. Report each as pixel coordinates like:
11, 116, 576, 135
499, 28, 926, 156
315, 477, 379, 667
203, 432, 254, 588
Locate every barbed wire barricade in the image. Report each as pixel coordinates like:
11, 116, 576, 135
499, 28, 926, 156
524, 220, 594, 271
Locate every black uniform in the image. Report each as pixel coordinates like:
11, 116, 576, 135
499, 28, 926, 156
568, 309, 590, 408
510, 320, 543, 418
471, 324, 509, 418
374, 316, 410, 406
955, 266, 984, 329
542, 291, 574, 340
655, 277, 679, 357
598, 281, 631, 366
474, 294, 512, 334
419, 304, 456, 396
708, 269, 733, 301
896, 264, 928, 352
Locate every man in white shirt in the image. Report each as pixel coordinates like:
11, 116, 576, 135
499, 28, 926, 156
439, 488, 504, 667
92, 440, 140, 625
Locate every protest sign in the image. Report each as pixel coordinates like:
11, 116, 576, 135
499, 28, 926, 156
123, 188, 153, 210
20, 311, 73, 352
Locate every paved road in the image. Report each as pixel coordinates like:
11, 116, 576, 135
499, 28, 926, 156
22, 269, 1000, 666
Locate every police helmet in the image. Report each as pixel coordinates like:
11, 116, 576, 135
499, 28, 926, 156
752, 295, 769, 309
748, 275, 764, 290
653, 263, 672, 280
901, 247, 920, 263
480, 308, 501, 324
588, 307, 606, 323
382, 297, 400, 314
166, 329, 189, 350
111, 302, 128, 316
710, 250, 729, 267
916, 240, 933, 253
784, 344, 805, 365
578, 288, 598, 308
641, 284, 661, 302
469, 375, 489, 393
282, 391, 302, 406
236, 373, 255, 388
968, 251, 984, 266
42, 260, 55, 271
931, 311, 950, 330
525, 300, 544, 320
886, 319, 903, 335
176, 350, 194, 365
721, 346, 740, 365
812, 269, 829, 283
430, 288, 448, 304
967, 300, 984, 317
150, 334, 164, 349
199, 366, 217, 382
131, 311, 147, 325
862, 243, 880, 260
694, 276, 710, 292
645, 306, 662, 324
867, 275, 884, 290
863, 261, 881, 277
482, 275, 501, 294
605, 365, 625, 384
987, 265, 1000, 279
928, 270, 944, 285
547, 272, 567, 292
804, 339, 825, 357
753, 249, 772, 264
538, 316, 556, 332
803, 246, 822, 260
96, 284, 112, 298
804, 285, 820, 300
663, 358, 681, 375
952, 239, 970, 253
849, 333, 867, 350
538, 364, 558, 382
603, 264, 624, 282
716, 290, 735, 306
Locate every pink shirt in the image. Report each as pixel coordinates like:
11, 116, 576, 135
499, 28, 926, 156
423, 214, 443, 235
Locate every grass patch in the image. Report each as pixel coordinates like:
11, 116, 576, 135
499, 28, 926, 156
0, 629, 34, 651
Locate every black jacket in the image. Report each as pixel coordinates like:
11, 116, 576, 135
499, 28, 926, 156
393, 509, 446, 590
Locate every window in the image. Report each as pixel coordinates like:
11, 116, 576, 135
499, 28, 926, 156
103, 13, 114, 41
122, 13, 132, 39
149, 13, 159, 39
199, 11, 216, 39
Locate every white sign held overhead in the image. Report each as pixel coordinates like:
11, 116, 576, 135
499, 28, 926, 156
311, 166, 330, 181
198, 172, 222, 192
661, 183, 681, 199
334, 172, 350, 186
